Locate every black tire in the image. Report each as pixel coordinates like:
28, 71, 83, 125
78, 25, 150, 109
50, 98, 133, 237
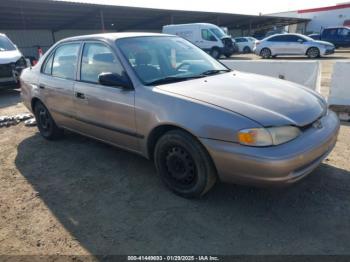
224, 53, 232, 58
260, 48, 272, 59
34, 101, 64, 140
210, 47, 221, 59
243, 46, 251, 53
306, 47, 320, 58
154, 130, 217, 198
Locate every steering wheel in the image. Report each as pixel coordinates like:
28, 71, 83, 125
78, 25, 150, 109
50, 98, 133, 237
176, 62, 191, 71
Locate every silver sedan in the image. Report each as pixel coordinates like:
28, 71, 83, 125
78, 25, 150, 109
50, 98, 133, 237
255, 33, 335, 59
20, 33, 339, 198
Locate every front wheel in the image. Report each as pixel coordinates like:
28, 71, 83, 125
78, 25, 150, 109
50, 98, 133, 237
34, 101, 64, 140
154, 130, 217, 198
306, 47, 320, 58
210, 48, 221, 59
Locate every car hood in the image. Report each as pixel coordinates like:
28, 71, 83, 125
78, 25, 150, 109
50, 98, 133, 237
0, 50, 22, 64
157, 71, 325, 127
314, 40, 334, 47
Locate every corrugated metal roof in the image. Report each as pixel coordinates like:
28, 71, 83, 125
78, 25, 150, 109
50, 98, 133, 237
0, 0, 309, 31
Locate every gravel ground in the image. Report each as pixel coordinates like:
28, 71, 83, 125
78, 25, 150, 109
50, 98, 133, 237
0, 50, 350, 257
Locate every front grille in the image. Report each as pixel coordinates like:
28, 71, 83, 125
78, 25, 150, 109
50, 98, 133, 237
222, 38, 233, 48
0, 64, 13, 78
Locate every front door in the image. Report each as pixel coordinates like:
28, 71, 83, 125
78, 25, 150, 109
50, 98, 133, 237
73, 41, 139, 152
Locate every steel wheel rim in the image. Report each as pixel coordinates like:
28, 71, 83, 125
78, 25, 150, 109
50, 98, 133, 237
165, 146, 196, 188
39, 108, 50, 130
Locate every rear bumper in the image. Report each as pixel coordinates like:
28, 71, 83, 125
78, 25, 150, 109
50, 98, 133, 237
200, 111, 340, 186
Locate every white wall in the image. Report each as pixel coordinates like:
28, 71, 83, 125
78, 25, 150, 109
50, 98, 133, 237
270, 6, 350, 33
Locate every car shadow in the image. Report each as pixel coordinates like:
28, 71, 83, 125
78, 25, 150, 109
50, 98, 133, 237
15, 132, 350, 255
0, 89, 22, 109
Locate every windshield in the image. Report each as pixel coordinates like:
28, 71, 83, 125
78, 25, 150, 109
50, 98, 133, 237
210, 28, 226, 39
116, 36, 229, 85
0, 35, 16, 51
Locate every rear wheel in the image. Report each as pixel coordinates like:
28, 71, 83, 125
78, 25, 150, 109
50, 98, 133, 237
210, 47, 221, 59
154, 130, 217, 198
243, 46, 251, 53
260, 48, 272, 59
34, 101, 64, 140
307, 47, 320, 58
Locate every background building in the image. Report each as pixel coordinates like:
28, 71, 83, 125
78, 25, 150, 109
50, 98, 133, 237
0, 0, 306, 58
270, 2, 350, 34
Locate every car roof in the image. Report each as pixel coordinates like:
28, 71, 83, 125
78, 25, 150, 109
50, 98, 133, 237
59, 32, 173, 43
324, 26, 350, 29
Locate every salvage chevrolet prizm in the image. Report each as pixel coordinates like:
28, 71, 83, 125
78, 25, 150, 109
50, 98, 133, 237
20, 33, 340, 198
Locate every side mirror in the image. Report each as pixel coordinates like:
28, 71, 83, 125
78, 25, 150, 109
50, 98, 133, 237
98, 72, 133, 89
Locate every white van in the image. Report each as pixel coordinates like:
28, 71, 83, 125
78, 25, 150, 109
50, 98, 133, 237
162, 23, 235, 58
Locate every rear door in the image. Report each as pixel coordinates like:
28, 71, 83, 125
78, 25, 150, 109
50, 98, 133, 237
73, 41, 138, 152
39, 42, 81, 128
267, 35, 288, 54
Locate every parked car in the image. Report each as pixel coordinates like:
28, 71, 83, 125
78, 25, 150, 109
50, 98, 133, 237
20, 33, 340, 198
308, 33, 320, 40
255, 33, 335, 59
162, 23, 235, 58
318, 27, 350, 48
0, 33, 28, 89
233, 37, 258, 53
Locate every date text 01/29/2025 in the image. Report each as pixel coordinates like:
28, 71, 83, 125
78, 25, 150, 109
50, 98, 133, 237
127, 256, 220, 261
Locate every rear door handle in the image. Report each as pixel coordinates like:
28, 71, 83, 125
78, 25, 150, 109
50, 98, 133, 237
75, 92, 86, 99
39, 85, 45, 89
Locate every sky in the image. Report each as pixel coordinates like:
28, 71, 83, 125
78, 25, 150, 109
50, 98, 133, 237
62, 0, 345, 15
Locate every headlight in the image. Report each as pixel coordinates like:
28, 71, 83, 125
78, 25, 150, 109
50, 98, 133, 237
238, 126, 300, 147
15, 57, 27, 70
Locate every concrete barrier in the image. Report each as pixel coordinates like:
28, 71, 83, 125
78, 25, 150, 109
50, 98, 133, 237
221, 60, 322, 92
328, 61, 350, 106
328, 61, 350, 121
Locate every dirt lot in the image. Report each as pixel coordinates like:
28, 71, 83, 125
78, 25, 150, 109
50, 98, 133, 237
1, 50, 350, 257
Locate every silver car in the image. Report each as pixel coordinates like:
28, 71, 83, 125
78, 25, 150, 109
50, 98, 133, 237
255, 33, 335, 59
20, 33, 340, 198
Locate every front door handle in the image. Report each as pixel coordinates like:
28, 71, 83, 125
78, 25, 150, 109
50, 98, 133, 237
75, 92, 86, 99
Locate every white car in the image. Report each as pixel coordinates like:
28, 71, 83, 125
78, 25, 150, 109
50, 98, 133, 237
0, 33, 28, 89
234, 37, 258, 53
255, 33, 335, 59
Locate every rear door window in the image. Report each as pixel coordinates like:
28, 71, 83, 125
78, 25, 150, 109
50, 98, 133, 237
42, 53, 54, 75
52, 43, 80, 80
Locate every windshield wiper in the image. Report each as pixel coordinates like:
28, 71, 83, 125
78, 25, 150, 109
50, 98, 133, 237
145, 75, 206, 86
200, 69, 231, 76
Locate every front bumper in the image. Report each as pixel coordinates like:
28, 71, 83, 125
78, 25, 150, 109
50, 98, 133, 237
201, 111, 340, 186
322, 47, 335, 55
0, 76, 20, 89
